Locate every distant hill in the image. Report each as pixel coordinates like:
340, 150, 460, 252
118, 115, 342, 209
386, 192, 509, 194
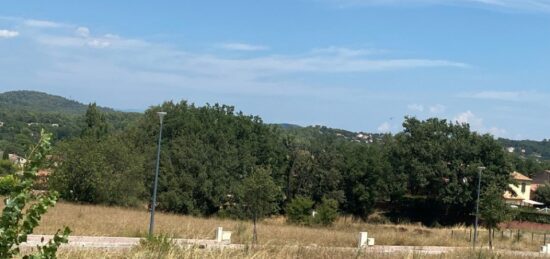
0, 90, 115, 115
498, 138, 550, 160
0, 90, 139, 156
2, 90, 550, 161
275, 123, 386, 145
275, 123, 550, 161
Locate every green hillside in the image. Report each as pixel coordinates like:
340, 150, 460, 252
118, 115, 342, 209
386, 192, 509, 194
0, 90, 139, 156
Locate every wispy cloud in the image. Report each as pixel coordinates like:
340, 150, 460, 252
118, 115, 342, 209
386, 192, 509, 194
24, 19, 65, 28
377, 121, 391, 133
453, 110, 507, 137
429, 104, 446, 114
218, 42, 269, 51
0, 29, 18, 38
310, 46, 384, 57
0, 17, 469, 102
407, 103, 424, 112
461, 90, 546, 102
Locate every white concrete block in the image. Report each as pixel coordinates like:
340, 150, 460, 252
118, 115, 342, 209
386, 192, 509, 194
367, 238, 375, 246
358, 232, 368, 248
216, 227, 223, 242
222, 231, 232, 242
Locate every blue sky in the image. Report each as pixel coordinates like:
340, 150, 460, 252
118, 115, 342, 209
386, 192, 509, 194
0, 1, 549, 140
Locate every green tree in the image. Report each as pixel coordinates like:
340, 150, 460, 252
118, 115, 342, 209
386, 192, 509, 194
81, 103, 108, 139
0, 130, 70, 258
534, 184, 550, 206
50, 134, 145, 206
130, 102, 286, 216
480, 184, 513, 250
313, 198, 339, 226
234, 167, 280, 244
0, 175, 18, 195
285, 196, 314, 225
391, 117, 511, 224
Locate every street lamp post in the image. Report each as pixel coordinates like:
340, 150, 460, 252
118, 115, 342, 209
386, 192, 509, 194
149, 111, 167, 237
473, 166, 486, 250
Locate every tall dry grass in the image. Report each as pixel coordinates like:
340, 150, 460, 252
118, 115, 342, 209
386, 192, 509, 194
52, 245, 541, 259
14, 201, 542, 252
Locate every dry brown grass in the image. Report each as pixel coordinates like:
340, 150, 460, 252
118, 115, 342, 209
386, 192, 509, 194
19, 201, 544, 252
51, 246, 540, 259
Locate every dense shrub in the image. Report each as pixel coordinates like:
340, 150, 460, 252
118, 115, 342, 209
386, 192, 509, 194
0, 160, 15, 175
286, 197, 314, 225
312, 198, 339, 226
514, 209, 550, 224
0, 174, 18, 195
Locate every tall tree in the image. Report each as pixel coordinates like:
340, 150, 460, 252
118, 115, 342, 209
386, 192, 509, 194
391, 117, 511, 224
480, 184, 513, 250
234, 167, 281, 244
81, 103, 108, 139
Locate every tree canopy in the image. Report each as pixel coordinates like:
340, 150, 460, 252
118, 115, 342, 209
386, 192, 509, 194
1, 92, 537, 226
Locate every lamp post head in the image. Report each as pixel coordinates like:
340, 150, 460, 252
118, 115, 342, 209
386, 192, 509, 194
157, 112, 166, 120
157, 111, 167, 118
478, 166, 486, 172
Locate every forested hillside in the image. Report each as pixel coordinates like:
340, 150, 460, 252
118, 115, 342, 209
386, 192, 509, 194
498, 138, 550, 160
0, 91, 139, 156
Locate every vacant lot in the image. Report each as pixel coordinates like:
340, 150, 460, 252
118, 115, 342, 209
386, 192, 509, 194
22, 201, 545, 254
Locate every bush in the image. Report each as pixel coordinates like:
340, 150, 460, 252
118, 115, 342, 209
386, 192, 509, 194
0, 174, 18, 195
514, 208, 550, 224
286, 197, 314, 225
0, 160, 15, 175
312, 198, 339, 226
139, 234, 175, 254
534, 184, 550, 206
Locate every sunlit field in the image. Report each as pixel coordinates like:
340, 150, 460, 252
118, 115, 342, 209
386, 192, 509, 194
18, 201, 544, 253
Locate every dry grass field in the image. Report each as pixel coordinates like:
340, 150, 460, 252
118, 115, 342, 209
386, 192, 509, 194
8, 201, 546, 258
52, 247, 539, 259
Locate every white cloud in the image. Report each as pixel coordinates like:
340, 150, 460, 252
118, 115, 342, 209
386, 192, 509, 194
429, 104, 446, 114
24, 19, 64, 28
454, 110, 482, 127
1, 17, 470, 102
407, 103, 424, 112
453, 110, 507, 137
377, 122, 391, 133
87, 39, 111, 48
76, 27, 90, 37
0, 29, 18, 38
218, 43, 269, 51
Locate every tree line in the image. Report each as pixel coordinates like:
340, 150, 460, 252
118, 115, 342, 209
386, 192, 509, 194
37, 101, 547, 226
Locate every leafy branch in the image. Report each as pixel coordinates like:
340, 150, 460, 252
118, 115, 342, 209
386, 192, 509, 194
0, 129, 70, 258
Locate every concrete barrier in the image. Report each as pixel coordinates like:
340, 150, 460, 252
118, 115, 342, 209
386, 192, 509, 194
216, 227, 232, 243
358, 232, 375, 248
540, 244, 550, 253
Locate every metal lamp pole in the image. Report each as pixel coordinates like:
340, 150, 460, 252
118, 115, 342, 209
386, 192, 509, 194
149, 111, 166, 237
473, 166, 486, 249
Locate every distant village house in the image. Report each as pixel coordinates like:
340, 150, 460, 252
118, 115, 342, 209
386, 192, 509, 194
8, 154, 27, 167
503, 171, 543, 207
